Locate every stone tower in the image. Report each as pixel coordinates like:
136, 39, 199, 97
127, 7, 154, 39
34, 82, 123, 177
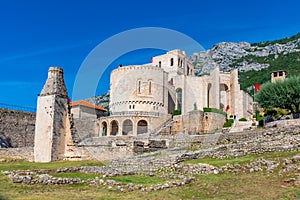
34, 67, 69, 162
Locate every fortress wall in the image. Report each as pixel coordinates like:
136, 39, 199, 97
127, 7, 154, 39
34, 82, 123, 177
0, 147, 33, 161
0, 109, 35, 147
110, 65, 170, 114
173, 111, 226, 134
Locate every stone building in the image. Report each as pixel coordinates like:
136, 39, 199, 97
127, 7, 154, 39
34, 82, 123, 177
98, 49, 253, 136
271, 70, 287, 83
70, 100, 106, 119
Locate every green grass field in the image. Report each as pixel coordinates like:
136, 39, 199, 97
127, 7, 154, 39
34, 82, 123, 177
0, 151, 299, 200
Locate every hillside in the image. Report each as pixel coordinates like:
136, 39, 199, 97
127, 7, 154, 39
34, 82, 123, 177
189, 32, 300, 92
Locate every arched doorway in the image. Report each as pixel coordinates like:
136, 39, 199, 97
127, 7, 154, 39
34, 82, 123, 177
137, 120, 148, 134
101, 121, 107, 136
122, 119, 133, 135
220, 84, 229, 111
110, 120, 118, 136
176, 88, 182, 111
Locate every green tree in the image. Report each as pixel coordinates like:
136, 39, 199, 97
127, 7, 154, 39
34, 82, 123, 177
255, 76, 300, 113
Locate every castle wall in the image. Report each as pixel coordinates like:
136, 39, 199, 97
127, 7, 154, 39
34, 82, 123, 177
0, 147, 33, 161
0, 109, 35, 147
110, 65, 173, 115
97, 114, 171, 136
172, 111, 226, 134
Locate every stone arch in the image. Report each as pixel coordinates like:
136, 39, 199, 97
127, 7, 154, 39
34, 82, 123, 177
122, 119, 133, 135
101, 121, 108, 136
137, 120, 148, 134
176, 88, 182, 111
110, 120, 119, 136
220, 84, 229, 111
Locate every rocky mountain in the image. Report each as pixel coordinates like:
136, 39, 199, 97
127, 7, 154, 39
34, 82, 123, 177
189, 33, 300, 75
85, 92, 110, 112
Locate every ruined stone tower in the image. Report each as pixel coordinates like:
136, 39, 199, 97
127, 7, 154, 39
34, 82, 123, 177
34, 67, 69, 162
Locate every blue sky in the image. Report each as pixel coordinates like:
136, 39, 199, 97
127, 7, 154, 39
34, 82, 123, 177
0, 0, 300, 109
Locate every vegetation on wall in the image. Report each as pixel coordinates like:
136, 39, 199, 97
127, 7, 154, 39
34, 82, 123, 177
172, 110, 181, 116
223, 119, 234, 127
203, 107, 227, 116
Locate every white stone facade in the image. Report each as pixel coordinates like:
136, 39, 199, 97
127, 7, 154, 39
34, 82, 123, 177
98, 49, 253, 136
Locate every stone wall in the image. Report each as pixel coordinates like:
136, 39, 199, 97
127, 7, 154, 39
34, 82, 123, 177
172, 111, 226, 134
265, 119, 300, 128
0, 147, 33, 161
0, 109, 35, 147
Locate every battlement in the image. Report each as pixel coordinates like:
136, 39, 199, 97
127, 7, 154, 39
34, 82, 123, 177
111, 64, 164, 74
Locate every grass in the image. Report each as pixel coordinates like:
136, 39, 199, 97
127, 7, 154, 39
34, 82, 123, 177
0, 159, 104, 171
0, 151, 299, 199
109, 175, 165, 185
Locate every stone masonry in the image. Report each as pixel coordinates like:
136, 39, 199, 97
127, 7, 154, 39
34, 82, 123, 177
34, 67, 70, 162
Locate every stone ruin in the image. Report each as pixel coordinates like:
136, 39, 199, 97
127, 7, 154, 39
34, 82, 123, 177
34, 67, 71, 162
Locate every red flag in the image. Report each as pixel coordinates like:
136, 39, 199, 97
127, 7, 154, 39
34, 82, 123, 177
254, 83, 260, 92
225, 105, 230, 111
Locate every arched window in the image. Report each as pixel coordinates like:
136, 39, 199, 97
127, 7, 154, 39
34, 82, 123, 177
122, 119, 133, 135
138, 80, 141, 94
137, 120, 148, 134
159, 61, 161, 68
110, 120, 119, 136
101, 121, 107, 136
176, 88, 182, 111
207, 83, 212, 108
178, 58, 180, 66
149, 81, 152, 94
170, 58, 174, 66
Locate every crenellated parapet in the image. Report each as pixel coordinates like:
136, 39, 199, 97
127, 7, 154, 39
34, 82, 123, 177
111, 64, 164, 74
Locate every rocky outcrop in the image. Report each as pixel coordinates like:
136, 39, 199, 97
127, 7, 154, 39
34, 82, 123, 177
189, 37, 300, 75
85, 92, 110, 111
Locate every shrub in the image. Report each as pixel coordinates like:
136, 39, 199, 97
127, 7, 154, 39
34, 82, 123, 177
239, 118, 247, 121
223, 119, 234, 127
173, 110, 181, 116
203, 107, 227, 116
258, 120, 264, 127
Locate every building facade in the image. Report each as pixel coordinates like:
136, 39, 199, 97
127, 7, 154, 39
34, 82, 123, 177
98, 49, 253, 136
